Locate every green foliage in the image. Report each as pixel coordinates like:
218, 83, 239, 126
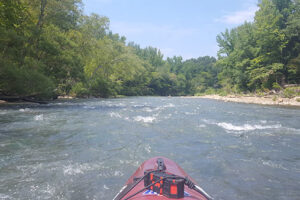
1, 0, 299, 100
218, 90, 229, 97
0, 0, 27, 29
0, 59, 55, 99
255, 90, 266, 97
70, 82, 89, 97
283, 88, 295, 98
287, 55, 300, 83
283, 87, 300, 98
272, 82, 281, 91
89, 77, 115, 98
204, 88, 217, 95
216, 0, 299, 94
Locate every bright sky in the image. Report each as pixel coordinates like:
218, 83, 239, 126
82, 0, 259, 60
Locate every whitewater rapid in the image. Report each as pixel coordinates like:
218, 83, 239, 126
0, 97, 299, 200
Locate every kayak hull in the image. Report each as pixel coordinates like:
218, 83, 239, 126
114, 157, 208, 200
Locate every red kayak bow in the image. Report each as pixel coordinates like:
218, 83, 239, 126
113, 157, 213, 200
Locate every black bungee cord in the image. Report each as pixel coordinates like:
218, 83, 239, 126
184, 177, 213, 200
113, 169, 160, 200
123, 177, 167, 200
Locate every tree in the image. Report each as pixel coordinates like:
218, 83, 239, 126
248, 0, 287, 89
284, 0, 300, 83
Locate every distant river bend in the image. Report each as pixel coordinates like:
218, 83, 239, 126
0, 97, 299, 200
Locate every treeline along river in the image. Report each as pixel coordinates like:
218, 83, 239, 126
0, 97, 299, 200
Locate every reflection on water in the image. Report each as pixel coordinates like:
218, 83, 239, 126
0, 97, 300, 200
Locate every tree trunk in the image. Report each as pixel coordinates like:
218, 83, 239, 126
37, 0, 47, 30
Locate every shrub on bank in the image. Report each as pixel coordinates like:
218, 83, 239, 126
70, 82, 89, 97
283, 87, 300, 98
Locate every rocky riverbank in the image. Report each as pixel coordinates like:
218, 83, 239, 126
188, 94, 300, 107
1, 95, 300, 107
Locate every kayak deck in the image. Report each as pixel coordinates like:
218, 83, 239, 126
114, 157, 209, 200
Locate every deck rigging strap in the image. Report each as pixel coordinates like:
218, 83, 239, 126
112, 169, 160, 200
184, 177, 213, 200
113, 158, 213, 200
123, 177, 167, 200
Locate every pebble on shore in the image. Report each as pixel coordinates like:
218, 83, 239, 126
190, 95, 300, 107
57, 96, 74, 99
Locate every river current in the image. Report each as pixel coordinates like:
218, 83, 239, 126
0, 97, 299, 200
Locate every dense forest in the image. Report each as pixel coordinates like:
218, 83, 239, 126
0, 0, 299, 100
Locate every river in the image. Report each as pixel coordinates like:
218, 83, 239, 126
0, 97, 299, 200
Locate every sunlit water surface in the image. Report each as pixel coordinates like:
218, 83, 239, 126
0, 97, 299, 200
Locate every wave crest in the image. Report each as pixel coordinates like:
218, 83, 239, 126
216, 122, 281, 131
133, 116, 156, 123
34, 114, 43, 121
109, 112, 121, 118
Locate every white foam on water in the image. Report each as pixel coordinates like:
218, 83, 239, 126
216, 122, 282, 131
154, 107, 163, 111
119, 160, 132, 165
143, 107, 154, 112
282, 127, 300, 133
63, 165, 84, 175
133, 116, 156, 123
63, 163, 102, 176
0, 110, 7, 115
41, 184, 56, 195
109, 112, 121, 118
198, 124, 206, 128
133, 161, 140, 167
184, 112, 196, 115
103, 185, 110, 190
116, 103, 126, 107
97, 170, 124, 178
202, 119, 214, 124
243, 177, 256, 182
202, 119, 282, 132
30, 184, 56, 198
144, 144, 151, 153
83, 105, 95, 109
132, 104, 147, 108
164, 103, 175, 108
34, 114, 44, 121
262, 160, 288, 170
153, 103, 175, 112
0, 142, 11, 148
163, 113, 172, 119
114, 171, 124, 176
19, 108, 31, 112
0, 193, 12, 199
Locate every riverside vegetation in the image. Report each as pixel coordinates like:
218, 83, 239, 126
0, 0, 299, 101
